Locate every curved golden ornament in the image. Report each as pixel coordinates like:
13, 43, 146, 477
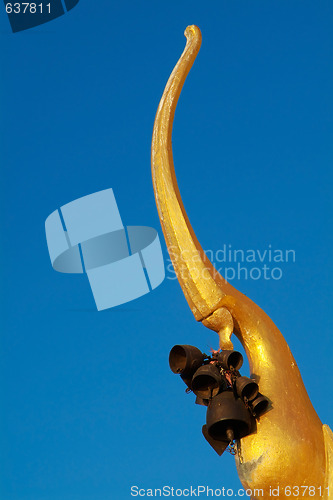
151, 25, 332, 498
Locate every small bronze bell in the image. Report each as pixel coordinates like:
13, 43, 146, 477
251, 393, 269, 417
191, 364, 225, 399
235, 376, 259, 401
206, 390, 253, 442
169, 345, 204, 377
217, 350, 243, 371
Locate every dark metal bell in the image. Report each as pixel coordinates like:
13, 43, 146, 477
217, 350, 243, 371
206, 390, 253, 442
251, 393, 269, 417
235, 376, 259, 401
191, 364, 225, 399
169, 345, 204, 378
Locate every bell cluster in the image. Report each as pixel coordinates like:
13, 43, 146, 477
169, 345, 270, 456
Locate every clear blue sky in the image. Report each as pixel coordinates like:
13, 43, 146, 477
0, 1, 332, 499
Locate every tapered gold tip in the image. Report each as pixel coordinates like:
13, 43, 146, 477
184, 25, 202, 42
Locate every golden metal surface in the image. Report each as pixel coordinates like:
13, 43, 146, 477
151, 25, 331, 499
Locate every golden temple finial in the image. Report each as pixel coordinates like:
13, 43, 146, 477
151, 25, 332, 498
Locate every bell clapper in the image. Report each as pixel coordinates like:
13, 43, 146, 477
226, 428, 235, 443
